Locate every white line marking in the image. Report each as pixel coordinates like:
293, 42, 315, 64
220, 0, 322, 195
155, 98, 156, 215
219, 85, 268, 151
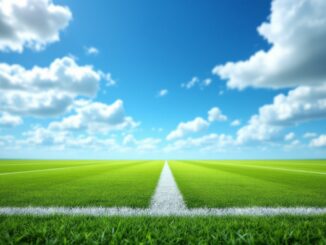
0, 160, 326, 216
0, 162, 107, 176
150, 161, 186, 212
0, 207, 326, 217
205, 162, 326, 175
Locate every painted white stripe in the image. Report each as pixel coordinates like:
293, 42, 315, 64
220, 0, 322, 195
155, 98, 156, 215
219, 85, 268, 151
0, 163, 103, 176
238, 165, 326, 175
150, 161, 186, 211
211, 162, 326, 175
0, 207, 326, 217
0, 160, 326, 217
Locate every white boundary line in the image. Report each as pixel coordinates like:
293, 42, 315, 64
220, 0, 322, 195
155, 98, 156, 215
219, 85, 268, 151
0, 165, 94, 176
0, 207, 326, 217
229, 164, 326, 175
0, 161, 326, 217
150, 161, 186, 211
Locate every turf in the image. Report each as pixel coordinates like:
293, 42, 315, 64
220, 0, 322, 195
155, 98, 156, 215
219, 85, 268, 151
0, 160, 163, 207
169, 160, 326, 208
0, 215, 325, 244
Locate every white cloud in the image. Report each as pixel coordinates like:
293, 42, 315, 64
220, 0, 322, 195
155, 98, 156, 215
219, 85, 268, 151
123, 134, 161, 151
0, 112, 22, 127
236, 116, 281, 144
166, 117, 209, 141
181, 77, 199, 89
213, 0, 326, 90
181, 77, 213, 89
203, 78, 212, 87
230, 119, 241, 127
219, 0, 326, 145
99, 72, 116, 87
310, 134, 326, 148
303, 132, 317, 138
0, 0, 72, 53
236, 84, 326, 144
0, 56, 113, 117
164, 134, 234, 152
284, 132, 295, 141
158, 89, 168, 97
167, 107, 227, 140
85, 46, 99, 55
208, 107, 227, 122
49, 99, 138, 133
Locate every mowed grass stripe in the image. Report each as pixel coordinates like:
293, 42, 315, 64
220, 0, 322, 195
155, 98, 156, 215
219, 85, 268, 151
196, 160, 326, 175
0, 160, 138, 174
0, 160, 152, 175
0, 160, 164, 207
170, 160, 326, 208
0, 163, 106, 176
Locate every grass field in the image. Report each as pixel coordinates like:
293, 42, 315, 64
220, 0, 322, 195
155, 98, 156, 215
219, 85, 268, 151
169, 160, 326, 208
1, 159, 326, 244
1, 215, 325, 244
0, 160, 163, 207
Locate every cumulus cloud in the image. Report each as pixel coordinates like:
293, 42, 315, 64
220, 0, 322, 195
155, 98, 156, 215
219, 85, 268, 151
236, 84, 326, 144
0, 0, 72, 53
164, 134, 234, 152
123, 134, 161, 151
208, 107, 227, 122
21, 126, 119, 151
213, 0, 326, 90
284, 132, 295, 141
0, 56, 113, 117
157, 89, 168, 97
166, 117, 209, 141
0, 112, 22, 127
230, 119, 241, 127
203, 78, 212, 87
49, 100, 138, 133
85, 46, 99, 55
212, 0, 326, 145
167, 107, 227, 140
310, 134, 326, 148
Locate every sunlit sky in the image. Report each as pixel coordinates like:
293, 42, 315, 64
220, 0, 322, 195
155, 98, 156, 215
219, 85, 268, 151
0, 0, 325, 159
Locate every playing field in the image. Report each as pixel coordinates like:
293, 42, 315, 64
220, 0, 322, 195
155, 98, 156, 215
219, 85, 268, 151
0, 160, 163, 207
1, 159, 326, 243
170, 160, 326, 207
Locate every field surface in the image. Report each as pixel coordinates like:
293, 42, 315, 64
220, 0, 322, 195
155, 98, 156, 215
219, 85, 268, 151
169, 160, 326, 208
1, 159, 326, 243
1, 215, 325, 244
0, 160, 163, 207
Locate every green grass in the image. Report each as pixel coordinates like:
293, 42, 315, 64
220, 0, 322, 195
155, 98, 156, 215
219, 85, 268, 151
0, 160, 163, 207
169, 160, 326, 208
0, 215, 325, 244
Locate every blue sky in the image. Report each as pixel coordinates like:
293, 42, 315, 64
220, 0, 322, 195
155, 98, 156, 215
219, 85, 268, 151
0, 0, 326, 159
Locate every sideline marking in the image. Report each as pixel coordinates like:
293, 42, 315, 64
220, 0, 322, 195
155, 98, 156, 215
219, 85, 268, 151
230, 164, 326, 175
0, 207, 326, 217
195, 162, 326, 176
0, 163, 103, 176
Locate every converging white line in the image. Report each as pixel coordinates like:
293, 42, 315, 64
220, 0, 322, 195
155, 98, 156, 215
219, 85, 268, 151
150, 161, 186, 212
